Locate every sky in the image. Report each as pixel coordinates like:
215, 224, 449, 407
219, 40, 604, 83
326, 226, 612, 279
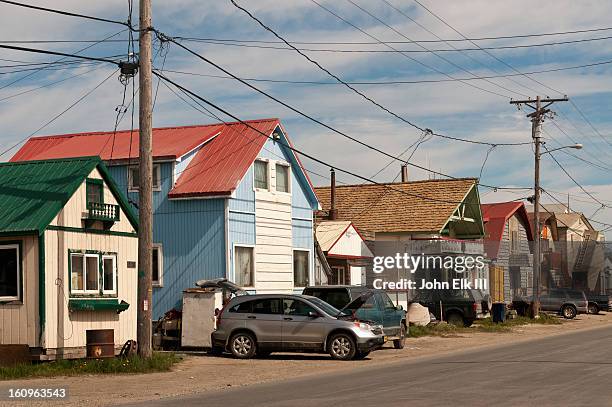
0, 0, 611, 231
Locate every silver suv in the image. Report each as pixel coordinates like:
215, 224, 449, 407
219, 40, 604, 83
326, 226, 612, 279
211, 294, 385, 360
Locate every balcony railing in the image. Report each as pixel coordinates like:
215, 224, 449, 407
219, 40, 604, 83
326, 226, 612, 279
87, 202, 120, 222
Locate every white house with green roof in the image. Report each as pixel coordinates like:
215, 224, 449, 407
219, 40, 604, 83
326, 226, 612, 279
0, 156, 138, 359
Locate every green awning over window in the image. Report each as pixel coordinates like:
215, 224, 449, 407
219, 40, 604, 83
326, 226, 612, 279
68, 299, 130, 313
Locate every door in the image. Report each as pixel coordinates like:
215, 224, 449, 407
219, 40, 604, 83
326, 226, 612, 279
281, 298, 326, 350
245, 298, 283, 349
379, 292, 402, 336
330, 266, 347, 285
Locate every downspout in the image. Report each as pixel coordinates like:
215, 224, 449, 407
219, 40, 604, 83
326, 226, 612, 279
38, 231, 45, 348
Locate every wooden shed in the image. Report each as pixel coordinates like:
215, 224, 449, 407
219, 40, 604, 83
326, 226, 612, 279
0, 157, 138, 359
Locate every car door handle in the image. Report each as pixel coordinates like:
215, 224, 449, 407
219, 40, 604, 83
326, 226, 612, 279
283, 317, 293, 321
247, 315, 256, 319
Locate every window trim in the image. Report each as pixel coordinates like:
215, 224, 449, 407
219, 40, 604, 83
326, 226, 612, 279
152, 244, 163, 288
69, 250, 119, 298
253, 159, 270, 191
233, 244, 255, 289
86, 178, 104, 207
0, 242, 22, 303
128, 164, 162, 192
275, 162, 291, 194
292, 249, 310, 288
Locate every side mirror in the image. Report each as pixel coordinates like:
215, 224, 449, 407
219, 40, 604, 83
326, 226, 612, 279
308, 311, 319, 318
396, 305, 404, 311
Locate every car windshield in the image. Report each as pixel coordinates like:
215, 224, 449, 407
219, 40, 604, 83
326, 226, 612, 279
306, 296, 347, 317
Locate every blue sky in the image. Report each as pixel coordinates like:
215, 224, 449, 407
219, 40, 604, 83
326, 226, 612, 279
1, 0, 611, 230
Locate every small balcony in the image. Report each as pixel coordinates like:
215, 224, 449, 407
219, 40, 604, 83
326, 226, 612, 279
86, 202, 120, 228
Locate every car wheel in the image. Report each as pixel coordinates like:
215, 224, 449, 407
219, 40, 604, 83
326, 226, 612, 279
446, 312, 464, 327
588, 303, 599, 315
328, 333, 357, 361
229, 332, 257, 359
393, 323, 407, 349
353, 351, 370, 360
561, 305, 577, 319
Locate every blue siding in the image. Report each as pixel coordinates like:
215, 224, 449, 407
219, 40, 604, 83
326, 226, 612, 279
108, 162, 226, 319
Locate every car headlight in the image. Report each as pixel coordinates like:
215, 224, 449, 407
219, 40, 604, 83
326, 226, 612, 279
353, 321, 371, 330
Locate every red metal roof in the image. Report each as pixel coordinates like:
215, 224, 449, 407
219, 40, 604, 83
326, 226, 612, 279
481, 201, 534, 259
11, 119, 282, 197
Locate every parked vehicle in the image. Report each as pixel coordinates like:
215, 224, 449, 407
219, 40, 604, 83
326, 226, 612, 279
513, 289, 588, 319
211, 294, 385, 360
585, 293, 612, 314
411, 289, 487, 327
302, 286, 407, 349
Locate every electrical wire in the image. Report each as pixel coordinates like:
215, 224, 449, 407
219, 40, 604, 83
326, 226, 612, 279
0, 68, 119, 158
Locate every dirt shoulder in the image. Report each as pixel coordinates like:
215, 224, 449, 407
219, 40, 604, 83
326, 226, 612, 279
6, 312, 612, 406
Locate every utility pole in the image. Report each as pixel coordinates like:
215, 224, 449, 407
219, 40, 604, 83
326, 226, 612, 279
137, 0, 153, 358
510, 96, 568, 318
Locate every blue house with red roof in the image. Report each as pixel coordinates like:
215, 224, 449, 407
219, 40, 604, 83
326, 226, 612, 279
12, 119, 320, 318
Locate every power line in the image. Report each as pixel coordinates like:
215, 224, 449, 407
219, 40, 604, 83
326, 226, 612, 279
171, 25, 612, 45
225, 2, 530, 146
159, 58, 612, 86
569, 99, 612, 147
0, 68, 119, 158
0, 44, 121, 64
153, 70, 505, 207
0, 0, 130, 27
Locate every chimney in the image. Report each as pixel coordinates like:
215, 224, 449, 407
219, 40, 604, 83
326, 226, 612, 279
401, 164, 409, 182
329, 168, 338, 220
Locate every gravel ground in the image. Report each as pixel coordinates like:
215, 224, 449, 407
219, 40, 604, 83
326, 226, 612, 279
5, 312, 612, 406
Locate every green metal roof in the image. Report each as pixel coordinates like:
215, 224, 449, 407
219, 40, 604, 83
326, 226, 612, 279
0, 156, 138, 235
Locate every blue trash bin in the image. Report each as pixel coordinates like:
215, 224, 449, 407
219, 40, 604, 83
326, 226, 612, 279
492, 303, 506, 323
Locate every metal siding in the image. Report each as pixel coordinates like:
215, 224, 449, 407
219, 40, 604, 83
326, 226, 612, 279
228, 162, 255, 213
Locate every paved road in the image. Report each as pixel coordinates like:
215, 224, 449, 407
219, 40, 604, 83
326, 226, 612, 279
138, 326, 612, 407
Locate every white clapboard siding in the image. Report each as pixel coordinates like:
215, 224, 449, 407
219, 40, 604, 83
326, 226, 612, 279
254, 188, 293, 292
0, 235, 39, 346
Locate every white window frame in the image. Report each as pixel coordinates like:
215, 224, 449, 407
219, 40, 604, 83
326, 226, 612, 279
233, 244, 255, 288
101, 254, 117, 295
128, 164, 162, 192
0, 244, 21, 302
70, 253, 100, 295
275, 162, 291, 194
152, 244, 164, 287
253, 159, 270, 191
292, 249, 310, 288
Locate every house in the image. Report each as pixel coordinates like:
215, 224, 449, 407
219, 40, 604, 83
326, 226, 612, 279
11, 119, 320, 319
527, 204, 606, 291
481, 202, 533, 303
314, 175, 486, 308
314, 221, 373, 286
0, 157, 138, 359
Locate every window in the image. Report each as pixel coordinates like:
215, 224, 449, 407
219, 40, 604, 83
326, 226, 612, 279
330, 266, 347, 285
234, 246, 254, 287
70, 251, 117, 296
86, 179, 103, 207
293, 250, 309, 287
510, 230, 519, 253
0, 244, 20, 301
229, 301, 253, 313
254, 160, 268, 190
102, 255, 116, 294
275, 164, 289, 193
380, 292, 396, 310
251, 298, 281, 314
129, 164, 161, 191
152, 245, 163, 287
283, 299, 316, 317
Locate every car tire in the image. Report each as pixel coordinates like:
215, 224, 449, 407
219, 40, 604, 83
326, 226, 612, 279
588, 303, 599, 315
393, 323, 407, 349
446, 312, 464, 327
354, 351, 370, 360
328, 333, 357, 361
229, 332, 257, 359
561, 304, 577, 319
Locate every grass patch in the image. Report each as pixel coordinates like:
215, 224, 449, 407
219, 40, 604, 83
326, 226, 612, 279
0, 352, 180, 381
409, 323, 467, 338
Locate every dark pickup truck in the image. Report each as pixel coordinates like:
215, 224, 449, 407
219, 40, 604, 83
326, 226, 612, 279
411, 289, 489, 327
586, 293, 612, 314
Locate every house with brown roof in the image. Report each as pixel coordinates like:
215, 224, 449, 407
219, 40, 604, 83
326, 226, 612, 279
314, 175, 485, 307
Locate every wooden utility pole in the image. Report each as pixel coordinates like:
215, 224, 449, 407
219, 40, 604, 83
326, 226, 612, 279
137, 0, 153, 358
510, 96, 568, 318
